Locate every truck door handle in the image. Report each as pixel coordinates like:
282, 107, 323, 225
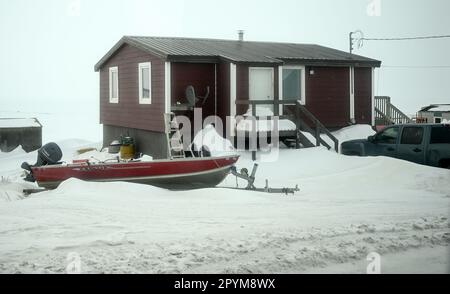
413, 148, 422, 153
387, 147, 395, 151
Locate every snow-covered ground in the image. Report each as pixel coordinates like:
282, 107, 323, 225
0, 126, 449, 274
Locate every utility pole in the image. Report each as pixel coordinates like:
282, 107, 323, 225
349, 30, 363, 54
349, 32, 354, 55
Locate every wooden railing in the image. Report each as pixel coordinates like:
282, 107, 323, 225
235, 100, 339, 155
375, 96, 412, 125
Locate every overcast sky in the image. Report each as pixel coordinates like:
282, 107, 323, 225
1, 0, 449, 117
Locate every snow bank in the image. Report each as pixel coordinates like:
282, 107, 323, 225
0, 133, 449, 273
299, 124, 376, 151
0, 181, 30, 202
332, 124, 376, 143
192, 124, 236, 156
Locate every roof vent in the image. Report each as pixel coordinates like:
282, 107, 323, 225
238, 30, 244, 41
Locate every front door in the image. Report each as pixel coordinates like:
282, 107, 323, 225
249, 67, 274, 115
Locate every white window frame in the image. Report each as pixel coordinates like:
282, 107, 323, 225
281, 65, 306, 105
109, 66, 119, 104
138, 62, 152, 104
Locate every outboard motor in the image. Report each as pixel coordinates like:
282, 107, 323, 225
22, 142, 63, 182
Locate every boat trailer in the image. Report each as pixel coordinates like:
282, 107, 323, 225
229, 163, 299, 195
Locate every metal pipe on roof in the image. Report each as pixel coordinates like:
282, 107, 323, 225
238, 30, 244, 41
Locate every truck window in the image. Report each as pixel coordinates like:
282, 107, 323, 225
430, 126, 450, 144
401, 127, 424, 145
376, 127, 399, 144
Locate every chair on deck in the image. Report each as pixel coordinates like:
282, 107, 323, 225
186, 85, 209, 107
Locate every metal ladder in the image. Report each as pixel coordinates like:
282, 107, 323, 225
164, 113, 185, 159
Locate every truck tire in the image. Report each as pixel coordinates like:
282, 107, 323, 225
439, 159, 450, 169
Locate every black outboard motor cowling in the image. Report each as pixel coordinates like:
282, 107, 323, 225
22, 142, 63, 182
36, 142, 63, 166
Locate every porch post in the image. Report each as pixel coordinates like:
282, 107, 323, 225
278, 65, 283, 115
371, 67, 375, 126
164, 62, 171, 114
349, 66, 355, 123
229, 63, 237, 136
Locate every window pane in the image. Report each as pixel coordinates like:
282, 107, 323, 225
430, 126, 450, 144
283, 69, 301, 100
401, 127, 424, 145
141, 67, 150, 99
376, 127, 399, 144
111, 71, 118, 98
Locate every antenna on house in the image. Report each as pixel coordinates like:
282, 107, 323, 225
349, 30, 364, 54
238, 30, 244, 41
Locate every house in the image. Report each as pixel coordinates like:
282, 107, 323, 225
95, 35, 381, 159
0, 118, 42, 152
417, 104, 450, 123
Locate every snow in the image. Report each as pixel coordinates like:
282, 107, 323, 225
237, 118, 297, 132
0, 118, 41, 128
237, 107, 297, 132
429, 104, 450, 112
192, 124, 236, 156
331, 124, 376, 143
0, 128, 449, 273
299, 124, 376, 151
72, 148, 153, 163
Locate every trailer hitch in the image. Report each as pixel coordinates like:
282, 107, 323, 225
230, 164, 299, 195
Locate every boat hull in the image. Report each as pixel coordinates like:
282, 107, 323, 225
31, 155, 239, 190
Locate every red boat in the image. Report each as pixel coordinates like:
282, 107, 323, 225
22, 143, 239, 189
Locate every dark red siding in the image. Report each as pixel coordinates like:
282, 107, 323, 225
99, 44, 165, 133
305, 66, 350, 128
354, 67, 372, 124
216, 61, 230, 123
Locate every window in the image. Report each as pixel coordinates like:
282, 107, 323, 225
430, 126, 450, 144
139, 62, 151, 104
401, 127, 424, 145
434, 117, 442, 124
375, 127, 399, 144
282, 66, 305, 104
109, 67, 119, 103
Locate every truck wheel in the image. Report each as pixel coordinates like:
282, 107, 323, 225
439, 159, 450, 169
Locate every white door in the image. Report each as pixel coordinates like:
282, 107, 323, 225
249, 67, 274, 115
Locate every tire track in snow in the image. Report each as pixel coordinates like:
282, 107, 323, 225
1, 216, 448, 273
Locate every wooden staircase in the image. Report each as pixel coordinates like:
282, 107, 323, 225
235, 100, 339, 159
374, 96, 412, 126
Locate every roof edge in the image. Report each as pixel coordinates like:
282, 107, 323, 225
94, 36, 168, 71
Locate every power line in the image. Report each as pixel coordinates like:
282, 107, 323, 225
349, 31, 450, 53
363, 34, 450, 41
382, 65, 450, 69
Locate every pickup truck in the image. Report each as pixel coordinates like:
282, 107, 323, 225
341, 124, 450, 168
